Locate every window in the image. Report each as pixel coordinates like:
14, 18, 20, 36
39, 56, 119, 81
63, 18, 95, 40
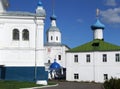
74, 55, 78, 63
48, 60, 51, 63
86, 54, 90, 63
116, 54, 120, 62
13, 29, 19, 40
103, 54, 107, 62
104, 74, 108, 80
58, 55, 61, 60
74, 73, 79, 79
51, 36, 53, 40
56, 36, 58, 41
22, 29, 29, 41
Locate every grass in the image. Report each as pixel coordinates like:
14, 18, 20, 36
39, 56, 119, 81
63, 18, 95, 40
0, 80, 43, 89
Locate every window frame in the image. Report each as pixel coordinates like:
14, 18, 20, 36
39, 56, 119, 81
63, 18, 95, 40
74, 73, 79, 79
86, 54, 91, 63
115, 54, 120, 62
51, 36, 53, 41
104, 74, 108, 81
103, 54, 107, 62
22, 29, 29, 41
74, 55, 78, 63
58, 55, 61, 60
13, 29, 19, 41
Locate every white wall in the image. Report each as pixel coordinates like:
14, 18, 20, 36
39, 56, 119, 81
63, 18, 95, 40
66, 51, 120, 82
44, 46, 69, 68
0, 15, 45, 67
48, 31, 61, 43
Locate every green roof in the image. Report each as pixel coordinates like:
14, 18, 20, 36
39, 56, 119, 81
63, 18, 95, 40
67, 39, 120, 52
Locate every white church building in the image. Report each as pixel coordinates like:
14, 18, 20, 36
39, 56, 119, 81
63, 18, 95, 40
0, 0, 120, 84
0, 0, 48, 84
66, 10, 120, 82
0, 0, 69, 83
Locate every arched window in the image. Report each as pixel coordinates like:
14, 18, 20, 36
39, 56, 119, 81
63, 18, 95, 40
56, 36, 58, 41
13, 29, 19, 40
51, 36, 53, 40
22, 29, 29, 41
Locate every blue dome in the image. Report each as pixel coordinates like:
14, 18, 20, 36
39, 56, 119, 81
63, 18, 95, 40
50, 60, 61, 70
50, 14, 57, 20
38, 0, 42, 7
91, 19, 105, 30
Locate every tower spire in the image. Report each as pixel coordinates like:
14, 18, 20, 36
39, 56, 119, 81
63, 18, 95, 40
50, 0, 57, 26
52, 0, 55, 15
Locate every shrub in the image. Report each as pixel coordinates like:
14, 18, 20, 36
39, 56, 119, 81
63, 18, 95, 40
104, 78, 120, 89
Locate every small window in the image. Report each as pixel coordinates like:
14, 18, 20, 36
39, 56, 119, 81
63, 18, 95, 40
48, 60, 51, 63
58, 55, 61, 60
22, 29, 29, 41
74, 55, 78, 63
74, 73, 79, 79
104, 74, 108, 80
103, 54, 107, 62
51, 36, 53, 40
116, 54, 120, 62
13, 29, 19, 40
56, 36, 58, 41
86, 54, 90, 63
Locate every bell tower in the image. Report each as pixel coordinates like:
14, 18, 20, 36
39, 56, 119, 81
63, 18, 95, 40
47, 13, 61, 44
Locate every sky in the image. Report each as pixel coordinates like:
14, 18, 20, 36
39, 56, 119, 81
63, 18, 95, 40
7, 0, 120, 48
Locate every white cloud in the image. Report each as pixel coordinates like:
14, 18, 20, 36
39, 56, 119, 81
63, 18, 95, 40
100, 8, 120, 24
105, 0, 117, 6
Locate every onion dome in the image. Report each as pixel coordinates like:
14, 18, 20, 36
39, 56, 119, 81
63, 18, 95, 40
50, 14, 57, 20
36, 0, 46, 16
38, 0, 42, 7
91, 19, 105, 30
49, 59, 61, 70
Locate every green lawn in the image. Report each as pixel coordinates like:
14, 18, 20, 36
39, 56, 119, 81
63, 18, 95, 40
0, 80, 43, 89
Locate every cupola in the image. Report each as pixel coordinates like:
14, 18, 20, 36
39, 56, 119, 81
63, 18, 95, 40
36, 0, 46, 16
91, 8, 105, 40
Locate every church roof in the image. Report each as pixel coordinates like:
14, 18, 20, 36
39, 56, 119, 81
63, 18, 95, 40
47, 26, 60, 32
91, 19, 105, 29
44, 42, 67, 47
49, 60, 61, 70
67, 39, 120, 52
0, 11, 45, 17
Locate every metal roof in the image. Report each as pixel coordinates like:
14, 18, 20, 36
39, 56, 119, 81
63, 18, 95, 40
0, 11, 45, 17
91, 19, 105, 29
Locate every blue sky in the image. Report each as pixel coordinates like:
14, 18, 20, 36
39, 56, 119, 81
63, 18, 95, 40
8, 0, 120, 48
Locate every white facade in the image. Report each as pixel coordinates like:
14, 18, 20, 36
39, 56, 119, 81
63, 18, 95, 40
0, 0, 48, 84
47, 31, 61, 43
44, 45, 69, 68
0, 9, 45, 67
66, 51, 120, 82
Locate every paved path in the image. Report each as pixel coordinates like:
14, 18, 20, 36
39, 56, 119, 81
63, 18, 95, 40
38, 82, 104, 89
